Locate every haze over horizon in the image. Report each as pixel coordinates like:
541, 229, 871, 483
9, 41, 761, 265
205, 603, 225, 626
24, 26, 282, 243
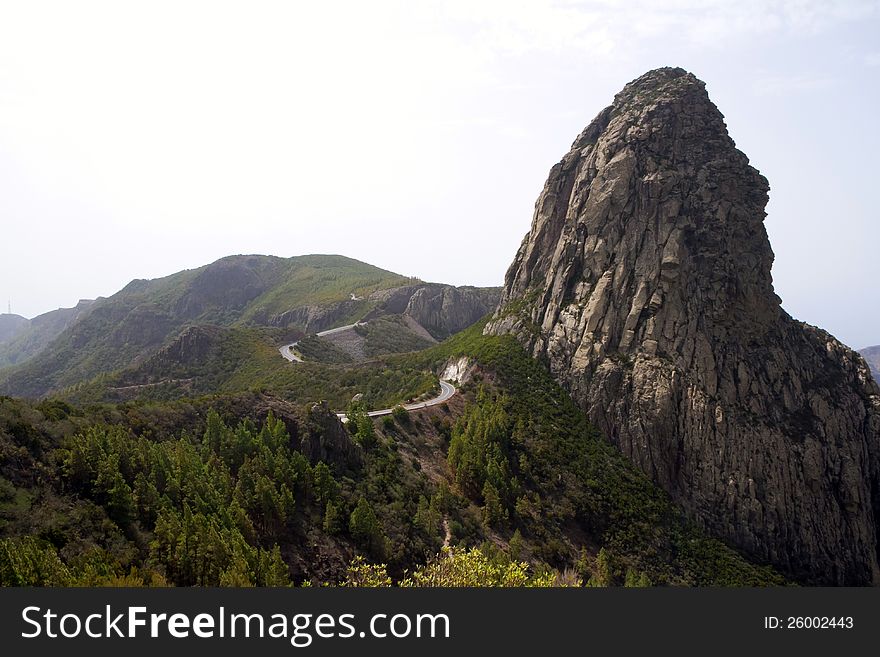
2, 1, 878, 349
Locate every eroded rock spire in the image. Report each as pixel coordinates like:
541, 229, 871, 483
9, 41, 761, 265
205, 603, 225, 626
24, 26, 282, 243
487, 67, 880, 584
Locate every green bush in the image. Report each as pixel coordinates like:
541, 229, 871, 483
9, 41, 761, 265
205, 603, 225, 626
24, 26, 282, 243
391, 405, 410, 425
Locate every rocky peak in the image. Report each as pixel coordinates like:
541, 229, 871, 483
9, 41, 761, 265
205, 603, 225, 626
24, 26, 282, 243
486, 68, 880, 584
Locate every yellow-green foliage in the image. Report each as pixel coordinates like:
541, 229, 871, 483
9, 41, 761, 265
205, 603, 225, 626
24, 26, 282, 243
401, 547, 559, 587
340, 547, 568, 587
339, 556, 393, 587
0, 536, 73, 586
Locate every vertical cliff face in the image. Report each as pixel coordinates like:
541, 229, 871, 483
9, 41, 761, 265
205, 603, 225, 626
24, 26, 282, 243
486, 68, 880, 584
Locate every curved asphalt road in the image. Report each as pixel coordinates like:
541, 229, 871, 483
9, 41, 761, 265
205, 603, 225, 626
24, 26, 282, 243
336, 380, 456, 422
278, 322, 366, 363
278, 322, 456, 420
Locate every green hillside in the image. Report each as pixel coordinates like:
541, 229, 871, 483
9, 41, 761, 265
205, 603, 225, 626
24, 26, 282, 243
61, 323, 438, 412
236, 254, 411, 323
0, 322, 784, 587
0, 302, 93, 369
0, 255, 441, 398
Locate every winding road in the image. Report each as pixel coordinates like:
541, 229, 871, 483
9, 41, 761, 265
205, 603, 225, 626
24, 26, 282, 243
278, 322, 366, 363
277, 322, 456, 420
335, 380, 456, 422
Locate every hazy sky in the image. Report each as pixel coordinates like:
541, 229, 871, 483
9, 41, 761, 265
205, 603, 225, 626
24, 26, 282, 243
1, 0, 878, 348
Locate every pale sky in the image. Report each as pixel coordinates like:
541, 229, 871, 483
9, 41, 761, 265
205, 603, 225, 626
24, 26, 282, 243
1, 0, 878, 348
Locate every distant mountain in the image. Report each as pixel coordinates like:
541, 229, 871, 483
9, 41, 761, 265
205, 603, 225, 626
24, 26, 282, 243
860, 346, 880, 381
0, 254, 499, 398
0, 314, 29, 344
0, 301, 94, 368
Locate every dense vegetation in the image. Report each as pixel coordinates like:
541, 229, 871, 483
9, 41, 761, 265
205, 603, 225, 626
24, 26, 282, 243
0, 322, 785, 587
0, 396, 444, 585
387, 323, 786, 585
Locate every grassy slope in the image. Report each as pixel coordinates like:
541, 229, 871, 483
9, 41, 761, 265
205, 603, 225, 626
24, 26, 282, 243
0, 255, 413, 398
236, 255, 412, 324
359, 316, 436, 357
296, 316, 437, 364
295, 335, 356, 364
64, 324, 438, 412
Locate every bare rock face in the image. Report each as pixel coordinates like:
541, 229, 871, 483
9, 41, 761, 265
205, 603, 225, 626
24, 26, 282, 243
270, 299, 365, 334
485, 68, 880, 584
302, 401, 363, 472
144, 325, 225, 369
403, 285, 500, 339
362, 284, 500, 339
269, 284, 498, 338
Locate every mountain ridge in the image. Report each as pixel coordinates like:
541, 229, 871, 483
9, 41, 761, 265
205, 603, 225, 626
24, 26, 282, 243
0, 254, 499, 398
0, 301, 95, 369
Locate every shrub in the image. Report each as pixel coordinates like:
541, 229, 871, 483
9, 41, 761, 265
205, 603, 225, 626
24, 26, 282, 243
391, 405, 410, 425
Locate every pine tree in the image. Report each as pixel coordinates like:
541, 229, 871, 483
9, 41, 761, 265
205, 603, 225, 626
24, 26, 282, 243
313, 462, 339, 505
349, 497, 386, 558
508, 529, 524, 561
323, 501, 342, 534
481, 480, 508, 528
588, 547, 613, 587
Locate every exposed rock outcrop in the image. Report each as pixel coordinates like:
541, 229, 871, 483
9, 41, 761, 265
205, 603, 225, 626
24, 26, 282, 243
269, 299, 365, 334
486, 68, 880, 584
144, 325, 225, 369
404, 285, 500, 338
440, 356, 475, 386
274, 283, 499, 338
301, 401, 363, 472
363, 284, 500, 339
